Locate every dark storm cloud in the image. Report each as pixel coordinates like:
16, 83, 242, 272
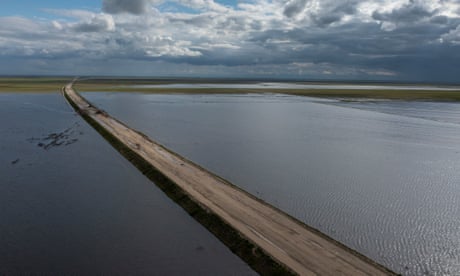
312, 1, 360, 26
284, 0, 360, 27
2, 0, 460, 81
283, 0, 308, 18
218, 14, 459, 80
372, 2, 434, 23
168, 14, 215, 27
311, 14, 343, 26
102, 0, 151, 15
430, 15, 449, 24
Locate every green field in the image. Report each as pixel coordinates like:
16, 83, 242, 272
0, 77, 72, 92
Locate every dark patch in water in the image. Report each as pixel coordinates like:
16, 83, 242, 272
27, 122, 83, 150
11, 158, 20, 165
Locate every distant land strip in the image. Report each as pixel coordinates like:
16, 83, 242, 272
1, 77, 460, 101
73, 78, 460, 101
63, 81, 396, 275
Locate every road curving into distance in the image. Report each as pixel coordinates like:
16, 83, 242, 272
63, 82, 395, 275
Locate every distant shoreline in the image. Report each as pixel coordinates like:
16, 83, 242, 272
75, 79, 460, 101
1, 77, 460, 101
2, 75, 460, 86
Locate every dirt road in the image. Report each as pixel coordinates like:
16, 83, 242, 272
64, 83, 394, 275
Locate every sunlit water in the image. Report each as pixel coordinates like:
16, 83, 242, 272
86, 92, 460, 275
0, 93, 255, 275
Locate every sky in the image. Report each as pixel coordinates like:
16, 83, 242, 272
1, 0, 460, 82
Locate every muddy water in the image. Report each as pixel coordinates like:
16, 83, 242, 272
85, 92, 460, 275
0, 93, 255, 275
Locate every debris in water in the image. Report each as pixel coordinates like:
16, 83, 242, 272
27, 122, 83, 150
11, 159, 20, 165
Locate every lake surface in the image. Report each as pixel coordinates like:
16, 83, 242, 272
0, 93, 255, 275
86, 92, 460, 275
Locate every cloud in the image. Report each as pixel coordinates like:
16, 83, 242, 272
44, 9, 96, 19
102, 0, 156, 15
311, 1, 360, 26
372, 2, 434, 23
73, 14, 115, 32
175, 0, 228, 12
283, 0, 308, 18
283, 0, 361, 27
1, 0, 460, 81
441, 24, 460, 44
0, 16, 43, 34
430, 15, 448, 25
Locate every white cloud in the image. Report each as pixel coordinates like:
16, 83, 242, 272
73, 14, 115, 32
52, 21, 63, 30
0, 16, 43, 34
441, 24, 460, 44
44, 9, 96, 19
175, 0, 229, 12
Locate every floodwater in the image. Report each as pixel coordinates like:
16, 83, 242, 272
0, 93, 255, 275
85, 91, 460, 275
